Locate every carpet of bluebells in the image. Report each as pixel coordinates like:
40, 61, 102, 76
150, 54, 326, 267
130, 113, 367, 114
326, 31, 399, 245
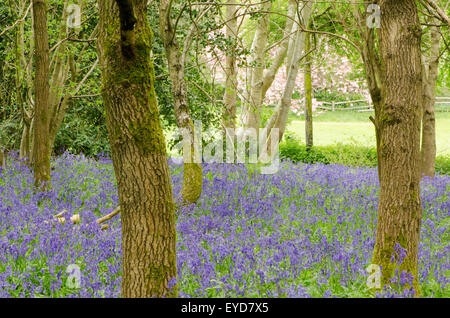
0, 152, 449, 298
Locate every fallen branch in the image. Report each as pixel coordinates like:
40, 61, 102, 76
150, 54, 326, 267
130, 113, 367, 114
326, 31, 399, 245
55, 209, 68, 218
42, 207, 120, 229
96, 206, 121, 225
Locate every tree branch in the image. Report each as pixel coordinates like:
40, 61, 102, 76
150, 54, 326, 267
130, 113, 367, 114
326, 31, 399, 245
421, 0, 450, 27
96, 206, 121, 224
0, 3, 32, 37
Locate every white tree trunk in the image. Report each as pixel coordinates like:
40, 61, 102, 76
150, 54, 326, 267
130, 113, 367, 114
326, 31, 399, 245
222, 0, 239, 130
265, 1, 313, 141
241, 0, 272, 131
261, 0, 297, 100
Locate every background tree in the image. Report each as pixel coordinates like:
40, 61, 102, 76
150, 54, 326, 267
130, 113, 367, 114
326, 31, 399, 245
97, 0, 177, 297
420, 14, 442, 177
0, 144, 4, 168
32, 0, 51, 189
304, 29, 313, 149
159, 0, 203, 204
222, 0, 238, 131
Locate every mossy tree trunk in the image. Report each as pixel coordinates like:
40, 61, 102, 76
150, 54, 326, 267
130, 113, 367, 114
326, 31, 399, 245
159, 0, 202, 204
372, 0, 424, 295
97, 0, 177, 297
31, 0, 51, 190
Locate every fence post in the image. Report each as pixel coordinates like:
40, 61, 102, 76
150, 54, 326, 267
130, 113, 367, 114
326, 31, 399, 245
332, 101, 335, 111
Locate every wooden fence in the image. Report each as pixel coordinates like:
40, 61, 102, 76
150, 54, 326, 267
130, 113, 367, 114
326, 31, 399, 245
315, 96, 450, 112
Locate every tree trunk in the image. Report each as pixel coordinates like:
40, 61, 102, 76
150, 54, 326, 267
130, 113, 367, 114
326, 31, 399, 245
48, 22, 98, 154
352, 2, 383, 180
16, 0, 34, 161
31, 0, 51, 190
304, 30, 313, 149
20, 119, 32, 160
97, 0, 177, 297
372, 0, 423, 295
0, 146, 5, 169
159, 0, 203, 204
260, 0, 297, 101
222, 0, 238, 130
265, 1, 313, 142
241, 0, 272, 131
420, 20, 440, 177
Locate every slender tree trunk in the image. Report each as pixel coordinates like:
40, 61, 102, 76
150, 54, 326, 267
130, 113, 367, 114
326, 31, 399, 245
222, 0, 238, 130
304, 30, 313, 149
260, 0, 297, 101
31, 0, 51, 190
265, 1, 313, 142
97, 0, 177, 297
159, 0, 203, 204
420, 20, 440, 177
16, 0, 34, 160
0, 146, 5, 169
372, 0, 423, 295
20, 120, 32, 159
48, 20, 98, 154
352, 2, 383, 180
241, 0, 272, 131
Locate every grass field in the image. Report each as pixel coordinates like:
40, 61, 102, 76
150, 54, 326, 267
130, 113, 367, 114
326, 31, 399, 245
287, 111, 450, 156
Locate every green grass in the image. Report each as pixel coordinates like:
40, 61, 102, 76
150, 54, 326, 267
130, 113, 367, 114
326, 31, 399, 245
287, 111, 450, 156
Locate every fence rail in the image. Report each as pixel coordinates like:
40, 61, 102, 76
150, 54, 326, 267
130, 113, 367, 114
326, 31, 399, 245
315, 96, 450, 112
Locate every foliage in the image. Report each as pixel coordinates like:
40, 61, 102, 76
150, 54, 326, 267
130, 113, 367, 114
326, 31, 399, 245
279, 133, 449, 175
436, 156, 450, 176
54, 97, 110, 157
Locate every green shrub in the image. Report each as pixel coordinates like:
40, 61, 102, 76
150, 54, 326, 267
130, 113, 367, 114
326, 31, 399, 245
279, 137, 450, 175
279, 139, 329, 164
436, 156, 450, 175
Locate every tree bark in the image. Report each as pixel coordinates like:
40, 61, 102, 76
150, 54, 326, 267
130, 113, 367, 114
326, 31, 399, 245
241, 0, 272, 131
31, 0, 51, 190
20, 119, 32, 159
0, 146, 5, 169
222, 0, 238, 130
420, 19, 440, 177
159, 0, 203, 204
260, 0, 297, 101
265, 1, 313, 142
304, 30, 313, 149
97, 0, 177, 297
373, 0, 423, 295
15, 0, 34, 160
351, 2, 383, 180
